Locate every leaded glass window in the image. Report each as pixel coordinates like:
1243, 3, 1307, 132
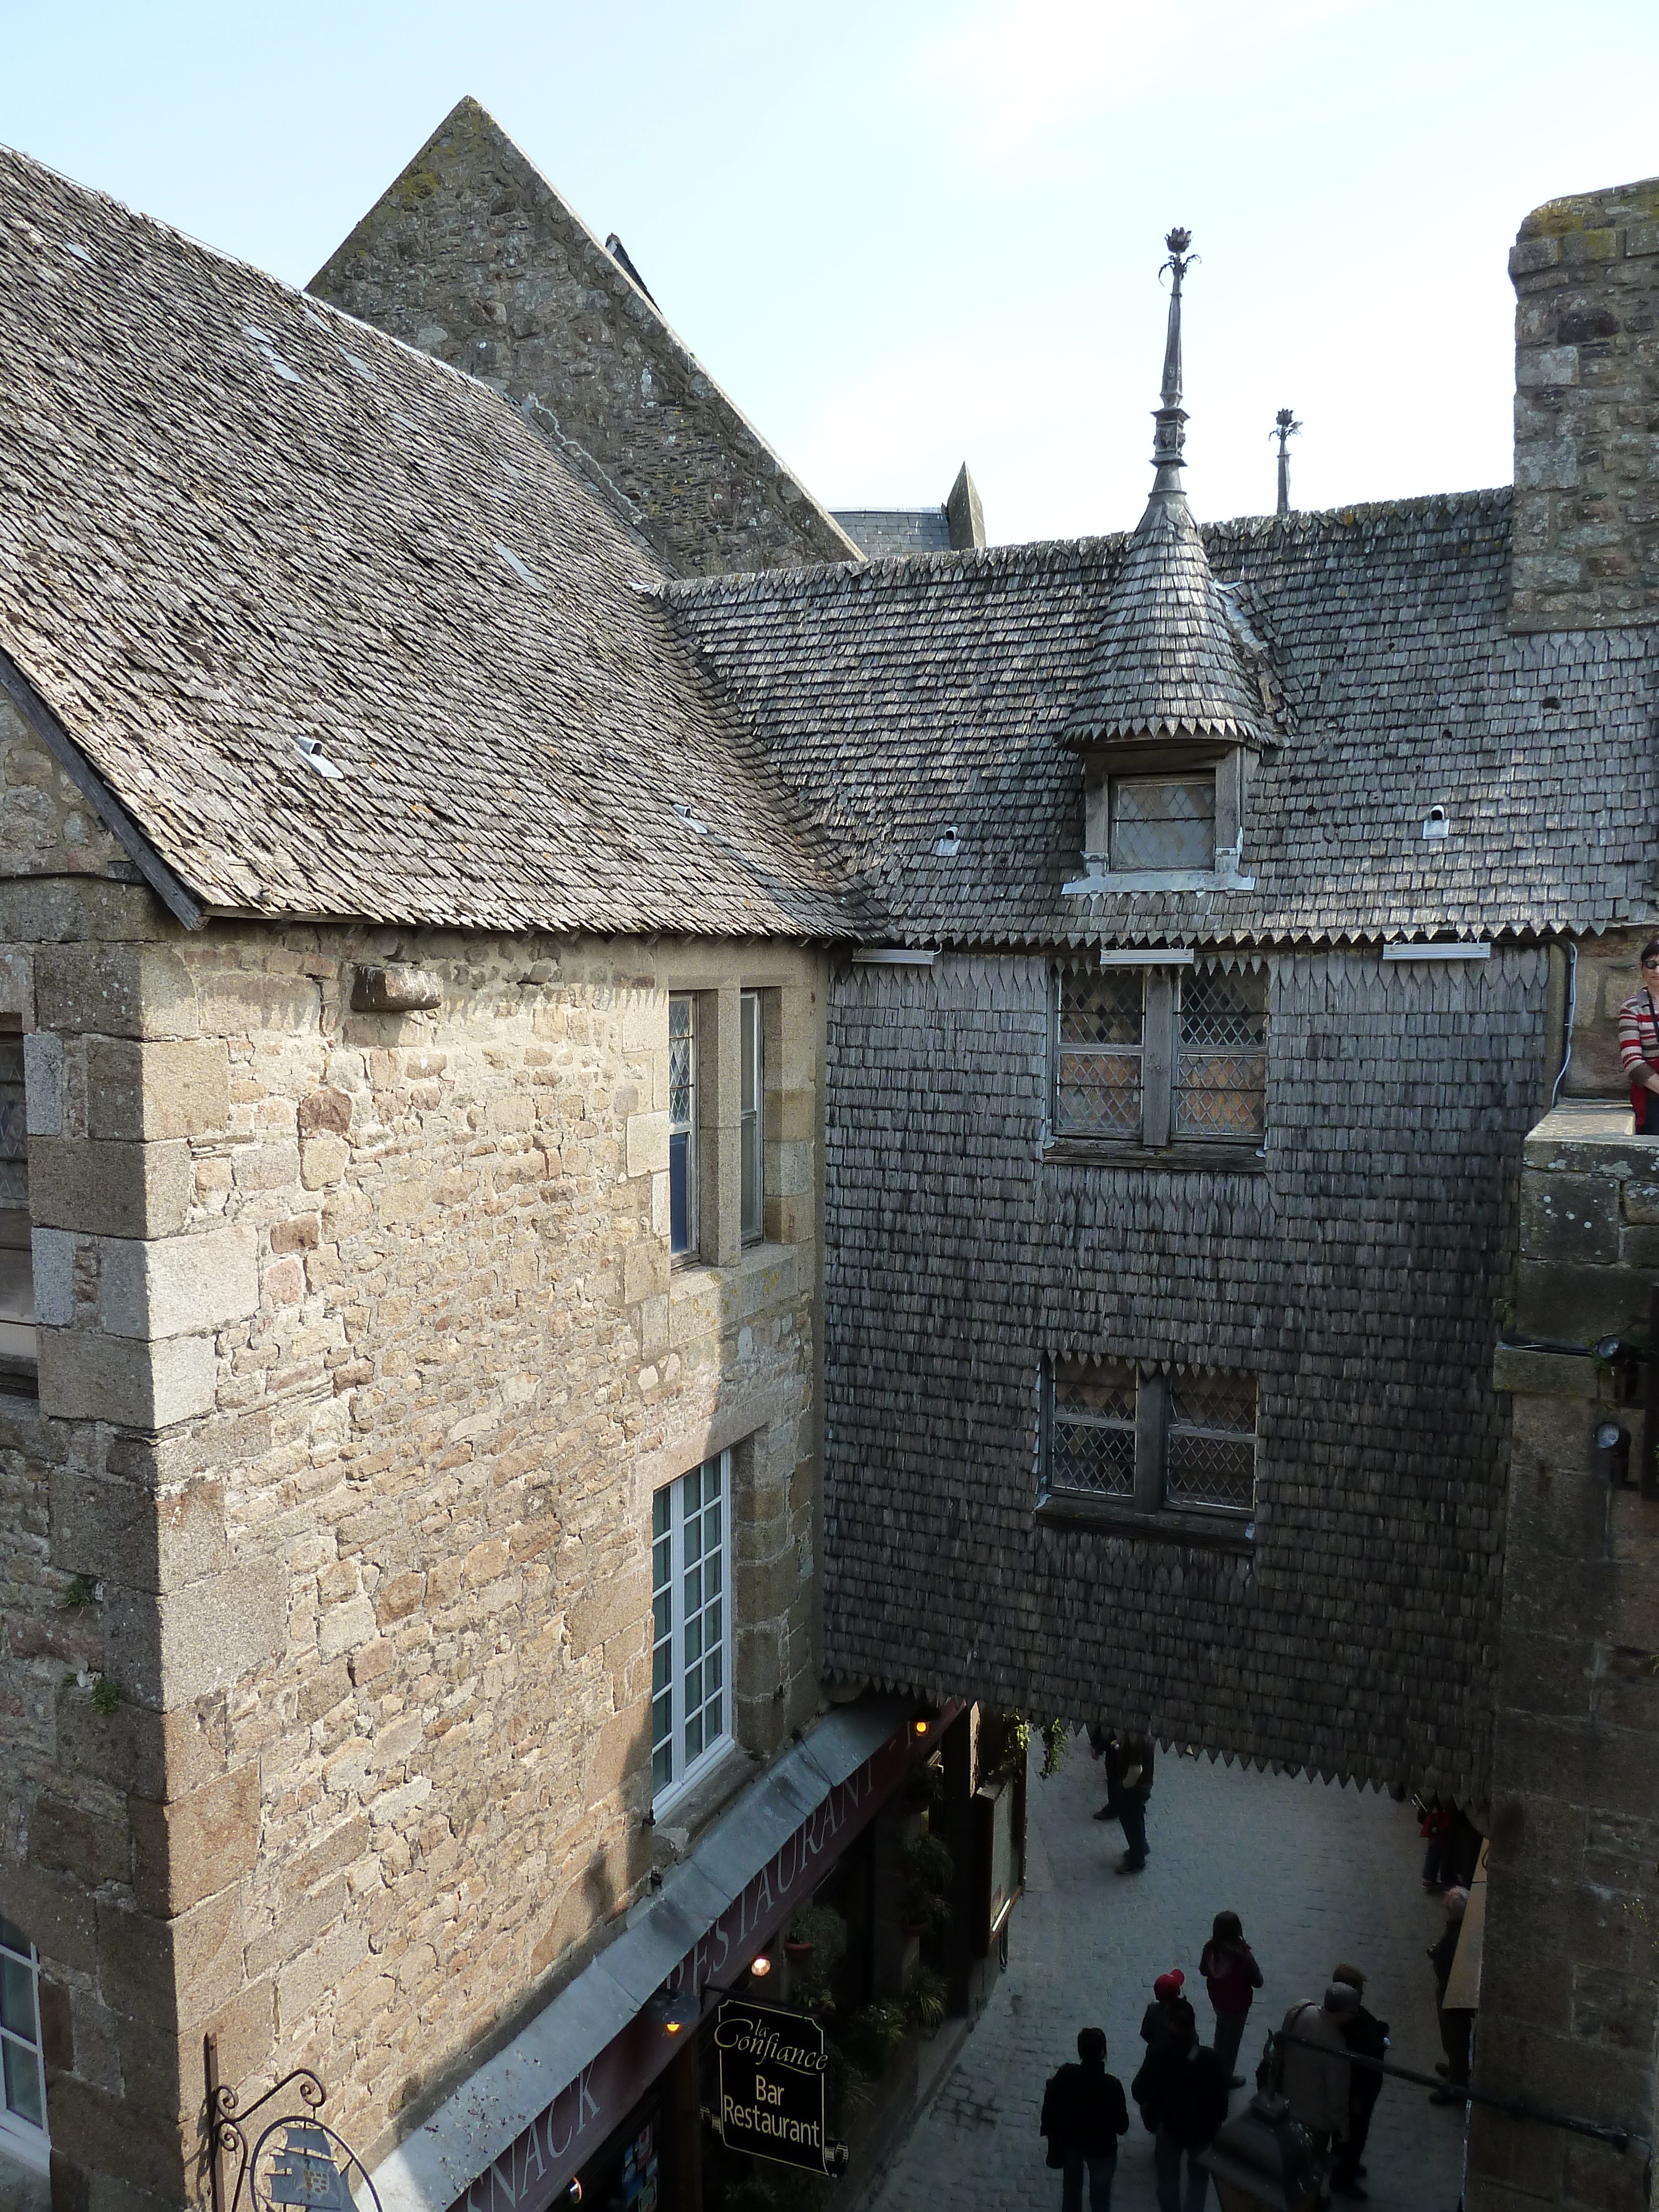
1055, 970, 1143, 1139
1051, 1361, 1136, 1499
650, 1451, 731, 1805
1109, 774, 1215, 870
1166, 1371, 1258, 1514
1175, 966, 1268, 1142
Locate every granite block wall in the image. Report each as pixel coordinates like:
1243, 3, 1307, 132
1510, 173, 1659, 633
821, 945, 1553, 1803
310, 97, 858, 583
0, 817, 827, 2207
1470, 1107, 1659, 2212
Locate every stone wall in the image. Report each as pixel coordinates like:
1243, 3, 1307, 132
0, 835, 827, 2207
1510, 174, 1659, 632
1471, 1103, 1659, 2212
0, 690, 130, 885
310, 97, 858, 582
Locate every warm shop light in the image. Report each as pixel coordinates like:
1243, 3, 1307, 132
914, 1719, 928, 1736
749, 1954, 773, 1979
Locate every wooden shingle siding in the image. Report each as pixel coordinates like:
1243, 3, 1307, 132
821, 947, 1550, 1802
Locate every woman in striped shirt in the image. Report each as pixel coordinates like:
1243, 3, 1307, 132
1618, 940, 1659, 1132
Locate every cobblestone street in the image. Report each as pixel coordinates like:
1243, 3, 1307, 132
870, 1743, 1468, 2212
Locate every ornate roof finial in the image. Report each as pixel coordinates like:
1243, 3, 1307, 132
1151, 227, 1196, 495
1273, 407, 1302, 517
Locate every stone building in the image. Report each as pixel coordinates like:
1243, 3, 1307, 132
4, 100, 1659, 2212
0, 141, 972, 2212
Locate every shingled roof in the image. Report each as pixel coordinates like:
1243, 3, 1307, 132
663, 491, 1659, 947
1064, 486, 1269, 749
0, 144, 855, 939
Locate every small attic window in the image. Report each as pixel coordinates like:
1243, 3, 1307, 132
294, 735, 343, 781
1109, 774, 1215, 872
934, 825, 961, 858
1422, 805, 1449, 841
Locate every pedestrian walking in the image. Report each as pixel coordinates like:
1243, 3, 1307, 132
1198, 1911, 1262, 2089
1428, 1887, 1472, 2104
1274, 1984, 1356, 2176
1098, 1727, 1155, 1873
1418, 1801, 1452, 1892
1131, 2008, 1228, 2212
1140, 1969, 1197, 2059
1618, 940, 1659, 1131
1328, 1963, 1388, 2201
1040, 2027, 1130, 2212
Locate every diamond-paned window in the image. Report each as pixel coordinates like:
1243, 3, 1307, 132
1174, 966, 1267, 1143
1109, 774, 1216, 871
1051, 1360, 1136, 1498
1056, 970, 1142, 1138
1167, 1370, 1257, 1514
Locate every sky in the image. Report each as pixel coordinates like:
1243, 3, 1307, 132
4, 1, 1657, 545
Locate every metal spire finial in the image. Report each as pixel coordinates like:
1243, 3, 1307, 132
1273, 407, 1302, 517
1151, 228, 1196, 494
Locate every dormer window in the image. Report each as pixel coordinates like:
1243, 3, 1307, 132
1072, 744, 1249, 890
1109, 772, 1215, 871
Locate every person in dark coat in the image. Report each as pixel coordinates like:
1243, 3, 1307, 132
1131, 2008, 1228, 2212
1099, 1727, 1155, 1872
1428, 1888, 1472, 2103
1329, 1962, 1388, 2200
1041, 2027, 1130, 2212
1140, 1970, 1197, 2060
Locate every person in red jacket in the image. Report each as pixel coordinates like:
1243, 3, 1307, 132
1198, 1911, 1263, 2089
1617, 941, 1659, 1132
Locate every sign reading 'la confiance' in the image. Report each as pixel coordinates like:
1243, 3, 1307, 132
707, 2000, 848, 2178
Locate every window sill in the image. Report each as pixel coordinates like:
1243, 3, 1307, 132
1043, 1140, 1266, 1174
1035, 1492, 1255, 1554
1062, 868, 1255, 895
647, 1737, 757, 1858
670, 1241, 800, 1301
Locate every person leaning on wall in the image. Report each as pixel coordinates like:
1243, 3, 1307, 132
1618, 938, 1659, 1132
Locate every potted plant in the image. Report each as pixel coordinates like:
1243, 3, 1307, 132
900, 1832, 954, 1940
784, 1902, 847, 1970
904, 1961, 948, 2036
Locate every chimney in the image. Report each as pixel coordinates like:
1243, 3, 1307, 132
1509, 176, 1659, 632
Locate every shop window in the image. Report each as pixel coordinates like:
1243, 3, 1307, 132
0, 1025, 35, 1394
0, 1916, 48, 2174
668, 995, 697, 1259
651, 1452, 732, 1806
1052, 961, 1267, 1151
1044, 1360, 1256, 1522
739, 990, 763, 1245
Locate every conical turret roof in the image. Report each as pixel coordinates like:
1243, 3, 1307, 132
1066, 227, 1268, 750
1066, 488, 1267, 747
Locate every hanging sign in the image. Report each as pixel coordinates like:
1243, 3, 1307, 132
706, 2000, 848, 2178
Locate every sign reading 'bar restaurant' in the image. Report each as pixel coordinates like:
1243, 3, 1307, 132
447, 1721, 916, 2212
707, 2001, 847, 2178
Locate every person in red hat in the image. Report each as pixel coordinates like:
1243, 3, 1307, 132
1139, 1970, 1197, 2062
1132, 1978, 1228, 2212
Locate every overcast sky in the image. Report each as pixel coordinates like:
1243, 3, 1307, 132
5, 2, 1657, 544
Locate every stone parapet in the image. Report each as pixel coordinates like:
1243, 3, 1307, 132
1509, 174, 1659, 632
1470, 1102, 1659, 2211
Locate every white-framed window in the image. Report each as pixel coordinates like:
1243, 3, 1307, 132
651, 1451, 732, 1806
0, 1916, 49, 2175
740, 991, 763, 1245
1045, 1359, 1256, 1521
668, 995, 698, 1259
0, 1024, 35, 1392
1052, 961, 1267, 1149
